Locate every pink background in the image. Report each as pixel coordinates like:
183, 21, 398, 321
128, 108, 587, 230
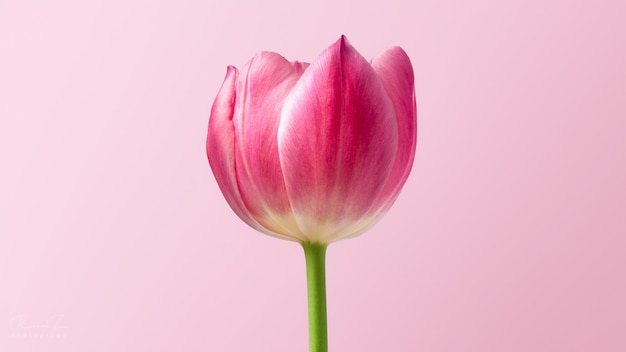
1, 0, 625, 351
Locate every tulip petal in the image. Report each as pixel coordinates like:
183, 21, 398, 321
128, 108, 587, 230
278, 36, 398, 242
232, 52, 309, 240
333, 47, 418, 243
371, 46, 418, 212
207, 67, 300, 242
206, 67, 261, 230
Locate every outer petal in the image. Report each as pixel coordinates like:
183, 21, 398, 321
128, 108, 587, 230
370, 46, 417, 213
277, 36, 398, 243
232, 52, 309, 241
206, 67, 261, 231
331, 47, 417, 243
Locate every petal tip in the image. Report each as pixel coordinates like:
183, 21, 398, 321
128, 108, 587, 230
331, 35, 351, 52
225, 65, 238, 76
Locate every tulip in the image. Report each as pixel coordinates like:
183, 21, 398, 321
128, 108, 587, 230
206, 36, 416, 352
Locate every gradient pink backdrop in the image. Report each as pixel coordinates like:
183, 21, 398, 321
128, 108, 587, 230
1, 0, 625, 351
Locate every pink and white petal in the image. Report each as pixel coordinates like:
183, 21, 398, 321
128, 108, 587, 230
207, 67, 298, 242
371, 46, 417, 212
278, 36, 398, 241
206, 67, 260, 230
231, 52, 309, 240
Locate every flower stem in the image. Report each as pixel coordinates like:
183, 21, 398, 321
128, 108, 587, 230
302, 242, 328, 352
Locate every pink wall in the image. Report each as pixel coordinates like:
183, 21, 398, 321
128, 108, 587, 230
1, 0, 624, 351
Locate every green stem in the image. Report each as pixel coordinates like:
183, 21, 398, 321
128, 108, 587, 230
302, 242, 328, 352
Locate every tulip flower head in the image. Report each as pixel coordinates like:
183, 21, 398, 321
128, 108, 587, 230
207, 36, 416, 245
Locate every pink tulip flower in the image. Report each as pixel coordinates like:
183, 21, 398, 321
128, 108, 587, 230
207, 36, 416, 352
207, 36, 416, 244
